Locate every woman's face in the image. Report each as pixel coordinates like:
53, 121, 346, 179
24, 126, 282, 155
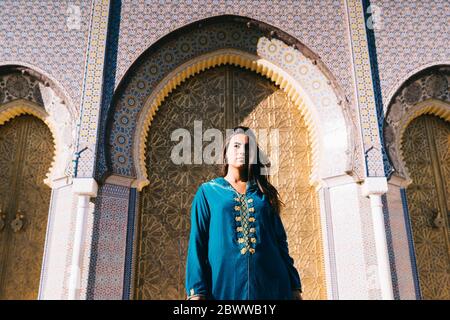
226, 133, 249, 168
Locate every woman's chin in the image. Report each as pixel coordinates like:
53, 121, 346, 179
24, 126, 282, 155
229, 162, 246, 168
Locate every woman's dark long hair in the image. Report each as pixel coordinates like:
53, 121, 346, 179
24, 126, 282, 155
221, 126, 284, 215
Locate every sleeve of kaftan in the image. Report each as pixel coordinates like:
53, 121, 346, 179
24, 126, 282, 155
185, 184, 211, 300
273, 210, 302, 292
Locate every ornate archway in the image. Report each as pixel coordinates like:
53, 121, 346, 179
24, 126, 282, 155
384, 65, 450, 180
384, 65, 450, 300
134, 64, 326, 300
0, 114, 55, 299
0, 66, 77, 186
401, 114, 450, 299
104, 16, 357, 184
0, 66, 75, 299
104, 16, 358, 300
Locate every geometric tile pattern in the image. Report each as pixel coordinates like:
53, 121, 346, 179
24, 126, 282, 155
345, 0, 385, 177
0, 0, 92, 110
75, 0, 110, 177
87, 183, 130, 300
357, 186, 382, 299
400, 188, 422, 299
381, 194, 400, 300
371, 0, 450, 112
115, 0, 355, 104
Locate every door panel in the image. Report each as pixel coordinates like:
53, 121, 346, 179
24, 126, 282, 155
403, 115, 450, 300
0, 115, 53, 300
135, 65, 326, 300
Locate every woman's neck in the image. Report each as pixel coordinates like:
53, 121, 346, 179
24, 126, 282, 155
225, 166, 248, 183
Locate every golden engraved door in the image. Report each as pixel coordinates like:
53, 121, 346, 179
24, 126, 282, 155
135, 65, 326, 299
0, 115, 54, 300
402, 115, 450, 300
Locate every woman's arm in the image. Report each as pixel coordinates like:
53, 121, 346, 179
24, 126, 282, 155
185, 184, 211, 300
272, 211, 303, 296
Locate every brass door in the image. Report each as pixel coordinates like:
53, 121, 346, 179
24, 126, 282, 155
135, 65, 326, 300
0, 115, 54, 300
402, 115, 450, 299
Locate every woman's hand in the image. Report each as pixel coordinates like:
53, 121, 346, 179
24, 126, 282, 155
188, 295, 207, 300
292, 289, 303, 300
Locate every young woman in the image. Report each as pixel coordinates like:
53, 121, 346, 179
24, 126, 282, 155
185, 126, 303, 300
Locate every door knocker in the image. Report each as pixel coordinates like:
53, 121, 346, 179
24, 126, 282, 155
10, 211, 25, 232
431, 208, 444, 229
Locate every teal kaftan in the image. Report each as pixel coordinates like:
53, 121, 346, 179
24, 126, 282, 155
185, 176, 302, 300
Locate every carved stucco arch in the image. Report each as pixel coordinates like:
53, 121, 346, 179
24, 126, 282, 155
384, 61, 450, 114
384, 65, 450, 184
387, 99, 450, 185
105, 16, 357, 189
0, 65, 77, 187
0, 62, 77, 119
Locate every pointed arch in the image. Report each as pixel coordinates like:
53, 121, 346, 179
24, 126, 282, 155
105, 15, 357, 188
0, 65, 77, 186
384, 64, 450, 181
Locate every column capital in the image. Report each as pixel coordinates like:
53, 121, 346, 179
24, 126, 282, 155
316, 173, 360, 190
73, 178, 98, 197
362, 177, 388, 197
387, 173, 412, 188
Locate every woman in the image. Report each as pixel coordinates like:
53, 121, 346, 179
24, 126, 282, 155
185, 126, 303, 300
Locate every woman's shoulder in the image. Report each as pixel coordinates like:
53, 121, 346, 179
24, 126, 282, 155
197, 176, 227, 192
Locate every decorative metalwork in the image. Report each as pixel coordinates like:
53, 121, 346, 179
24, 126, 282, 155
0, 115, 54, 299
233, 193, 257, 255
135, 65, 326, 300
431, 208, 445, 229
10, 212, 25, 233
403, 115, 450, 300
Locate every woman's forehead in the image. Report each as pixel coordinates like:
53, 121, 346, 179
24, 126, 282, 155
230, 133, 249, 144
